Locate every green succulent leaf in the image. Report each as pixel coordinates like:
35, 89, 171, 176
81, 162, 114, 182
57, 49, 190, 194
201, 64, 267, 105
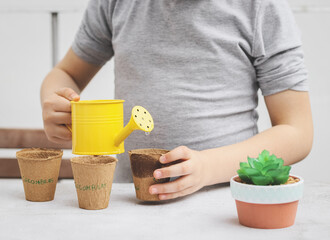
266, 169, 284, 178
238, 174, 250, 183
268, 154, 277, 161
237, 169, 244, 175
237, 169, 252, 183
251, 175, 273, 185
237, 150, 291, 186
239, 162, 250, 169
277, 158, 284, 168
258, 150, 269, 164
262, 163, 281, 174
274, 174, 290, 184
281, 165, 291, 174
242, 167, 261, 176
248, 157, 263, 170
254, 161, 264, 171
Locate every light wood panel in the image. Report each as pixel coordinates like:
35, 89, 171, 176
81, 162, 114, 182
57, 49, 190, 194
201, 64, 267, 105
0, 128, 72, 178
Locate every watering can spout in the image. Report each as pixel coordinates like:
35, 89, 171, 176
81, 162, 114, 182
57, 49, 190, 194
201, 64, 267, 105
114, 106, 154, 147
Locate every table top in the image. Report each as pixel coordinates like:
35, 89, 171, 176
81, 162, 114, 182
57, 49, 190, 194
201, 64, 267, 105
0, 179, 329, 240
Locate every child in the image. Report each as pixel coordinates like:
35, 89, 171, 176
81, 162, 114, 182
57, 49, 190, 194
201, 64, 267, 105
40, 0, 313, 200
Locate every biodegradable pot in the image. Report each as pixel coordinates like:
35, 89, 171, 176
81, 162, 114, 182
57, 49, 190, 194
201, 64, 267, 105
230, 175, 304, 229
16, 148, 63, 202
129, 149, 170, 201
71, 155, 117, 210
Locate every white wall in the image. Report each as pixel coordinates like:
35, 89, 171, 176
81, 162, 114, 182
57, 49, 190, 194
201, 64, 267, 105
0, 0, 329, 182
257, 8, 330, 183
0, 0, 114, 129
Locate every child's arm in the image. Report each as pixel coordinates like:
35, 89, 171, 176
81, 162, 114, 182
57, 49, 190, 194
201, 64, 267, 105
40, 48, 101, 143
150, 90, 313, 200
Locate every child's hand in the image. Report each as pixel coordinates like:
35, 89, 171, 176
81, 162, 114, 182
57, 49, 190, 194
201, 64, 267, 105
149, 146, 208, 200
42, 88, 80, 144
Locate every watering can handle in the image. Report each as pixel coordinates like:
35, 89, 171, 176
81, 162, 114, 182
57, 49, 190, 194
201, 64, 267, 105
65, 124, 72, 133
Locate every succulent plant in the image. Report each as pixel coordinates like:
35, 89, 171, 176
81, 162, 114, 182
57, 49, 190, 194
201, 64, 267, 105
237, 150, 291, 186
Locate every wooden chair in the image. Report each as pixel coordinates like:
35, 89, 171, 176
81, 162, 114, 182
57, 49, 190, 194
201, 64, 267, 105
0, 128, 73, 178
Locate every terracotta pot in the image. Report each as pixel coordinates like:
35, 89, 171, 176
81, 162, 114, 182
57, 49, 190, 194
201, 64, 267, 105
230, 175, 304, 229
128, 148, 170, 201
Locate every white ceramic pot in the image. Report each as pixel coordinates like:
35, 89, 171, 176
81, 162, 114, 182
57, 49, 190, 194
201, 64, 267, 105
230, 175, 304, 229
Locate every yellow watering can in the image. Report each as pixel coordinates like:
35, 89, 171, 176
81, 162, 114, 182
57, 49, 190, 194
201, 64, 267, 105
68, 100, 154, 155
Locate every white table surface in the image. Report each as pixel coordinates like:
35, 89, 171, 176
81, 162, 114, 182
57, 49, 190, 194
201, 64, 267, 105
0, 179, 329, 240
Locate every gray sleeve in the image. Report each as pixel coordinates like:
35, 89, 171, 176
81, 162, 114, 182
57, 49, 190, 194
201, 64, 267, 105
252, 0, 308, 96
72, 0, 114, 66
